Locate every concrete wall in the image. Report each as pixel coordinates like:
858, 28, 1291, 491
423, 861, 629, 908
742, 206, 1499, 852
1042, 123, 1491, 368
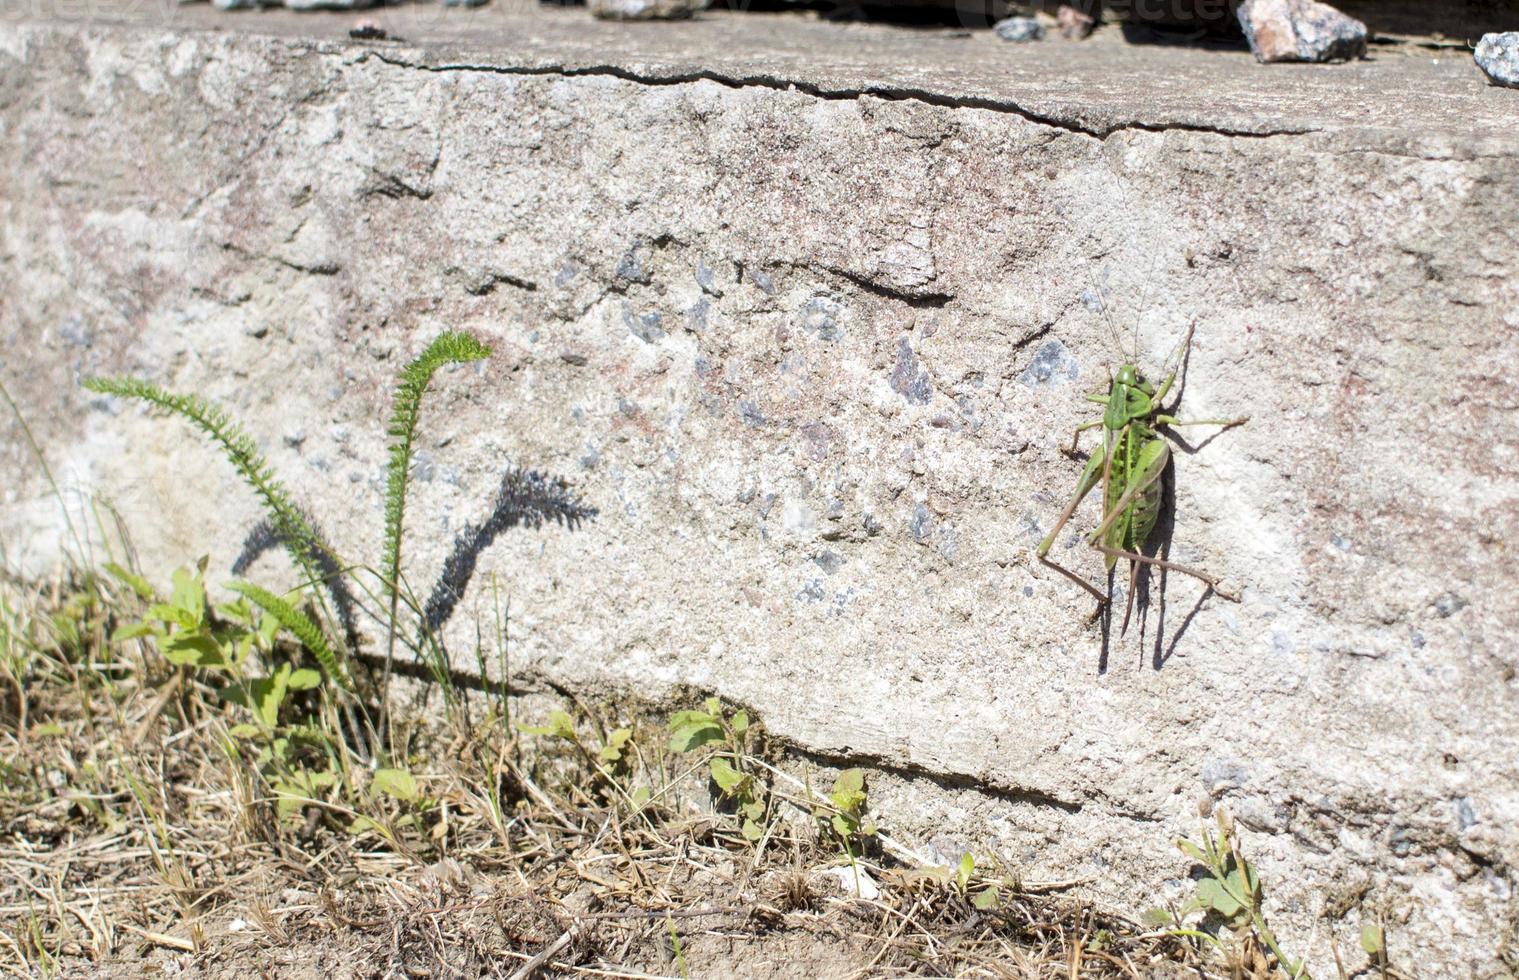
2, 9, 1517, 974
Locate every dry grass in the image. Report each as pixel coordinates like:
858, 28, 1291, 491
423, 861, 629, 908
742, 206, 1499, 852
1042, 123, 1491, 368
0, 568, 1252, 979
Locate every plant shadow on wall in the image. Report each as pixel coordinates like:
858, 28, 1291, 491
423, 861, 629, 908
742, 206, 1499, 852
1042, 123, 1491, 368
83, 331, 596, 763
1032, 305, 1248, 674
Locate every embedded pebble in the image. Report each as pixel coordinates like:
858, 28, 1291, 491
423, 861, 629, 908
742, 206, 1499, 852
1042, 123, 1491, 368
1017, 339, 1078, 387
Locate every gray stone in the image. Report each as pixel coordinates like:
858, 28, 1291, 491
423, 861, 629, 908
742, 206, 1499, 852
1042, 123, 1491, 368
993, 16, 1045, 42
1017, 339, 1078, 387
1237, 0, 1367, 63
590, 0, 701, 19
623, 307, 665, 343
796, 295, 843, 342
1475, 32, 1519, 88
3, 9, 1519, 975
889, 336, 933, 405
284, 0, 374, 10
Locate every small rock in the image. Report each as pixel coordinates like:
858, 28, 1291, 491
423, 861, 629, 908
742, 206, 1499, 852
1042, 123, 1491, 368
443, 0, 488, 6
559, 349, 588, 366
1475, 32, 1519, 88
1056, 3, 1096, 39
589, 0, 701, 19
348, 18, 386, 37
993, 16, 1045, 42
286, 0, 374, 10
1236, 0, 1366, 63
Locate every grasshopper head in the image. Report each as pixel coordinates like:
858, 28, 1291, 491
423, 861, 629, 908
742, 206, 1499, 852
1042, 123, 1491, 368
1114, 363, 1157, 396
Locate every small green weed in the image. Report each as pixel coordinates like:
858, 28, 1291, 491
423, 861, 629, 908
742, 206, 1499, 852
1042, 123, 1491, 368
1147, 808, 1304, 978
667, 698, 770, 843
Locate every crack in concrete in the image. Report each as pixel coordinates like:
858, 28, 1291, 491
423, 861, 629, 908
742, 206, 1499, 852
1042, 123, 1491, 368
356, 50, 1320, 142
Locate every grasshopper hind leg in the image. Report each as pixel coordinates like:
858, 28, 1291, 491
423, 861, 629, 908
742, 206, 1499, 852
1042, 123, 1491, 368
1090, 544, 1241, 603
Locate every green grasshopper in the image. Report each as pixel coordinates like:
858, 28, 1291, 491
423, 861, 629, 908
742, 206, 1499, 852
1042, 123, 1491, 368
1035, 319, 1247, 633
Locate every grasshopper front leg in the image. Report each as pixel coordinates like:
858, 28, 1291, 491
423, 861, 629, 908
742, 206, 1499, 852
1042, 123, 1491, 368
1036, 436, 1111, 603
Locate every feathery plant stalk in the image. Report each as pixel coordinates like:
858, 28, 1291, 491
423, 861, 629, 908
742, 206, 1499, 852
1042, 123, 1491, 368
227, 581, 350, 693
379, 333, 492, 690
79, 380, 346, 604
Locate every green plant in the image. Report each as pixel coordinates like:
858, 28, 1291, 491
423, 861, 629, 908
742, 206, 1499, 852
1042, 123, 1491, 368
81, 378, 330, 607
85, 332, 494, 717
1146, 808, 1305, 978
111, 561, 364, 827
667, 698, 769, 843
377, 333, 492, 688
819, 768, 875, 856
950, 853, 1001, 910
520, 709, 646, 809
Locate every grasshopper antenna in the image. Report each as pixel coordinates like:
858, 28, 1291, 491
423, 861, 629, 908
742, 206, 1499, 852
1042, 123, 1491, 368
1089, 284, 1126, 360
1129, 247, 1162, 365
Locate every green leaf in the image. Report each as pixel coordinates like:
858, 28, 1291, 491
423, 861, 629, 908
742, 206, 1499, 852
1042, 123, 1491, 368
227, 582, 347, 692
380, 332, 493, 621
971, 886, 999, 910
1141, 907, 1176, 927
741, 817, 764, 842
703, 696, 721, 715
1359, 922, 1384, 955
730, 711, 749, 734
82, 377, 330, 598
372, 768, 418, 802
519, 709, 577, 740
32, 722, 66, 739
287, 668, 322, 691
741, 800, 765, 821
163, 632, 229, 668
227, 723, 262, 740
225, 664, 290, 727
146, 603, 196, 630
599, 728, 632, 762
668, 721, 724, 753
1176, 839, 1208, 864
1197, 878, 1241, 919
956, 853, 975, 890
630, 786, 652, 807
709, 757, 746, 794
348, 815, 381, 835
104, 562, 155, 600
111, 621, 157, 642
169, 567, 206, 623
830, 769, 867, 814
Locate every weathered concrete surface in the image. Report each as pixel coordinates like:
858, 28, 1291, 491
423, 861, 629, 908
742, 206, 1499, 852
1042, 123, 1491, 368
2, 7, 1517, 974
